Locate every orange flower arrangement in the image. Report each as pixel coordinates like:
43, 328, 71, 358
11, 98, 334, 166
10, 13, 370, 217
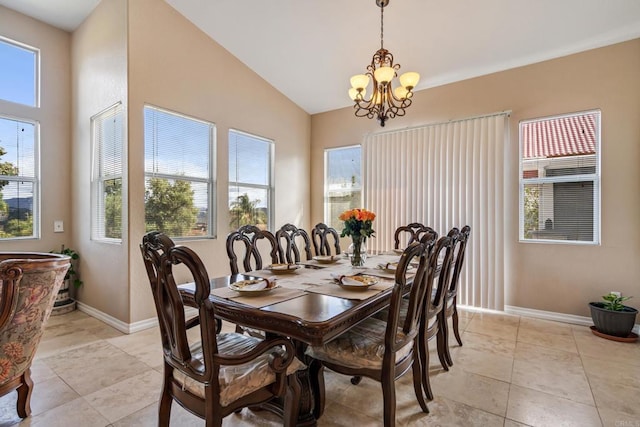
339, 208, 376, 238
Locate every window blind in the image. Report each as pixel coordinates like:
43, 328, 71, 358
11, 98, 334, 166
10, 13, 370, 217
91, 103, 125, 241
363, 113, 509, 310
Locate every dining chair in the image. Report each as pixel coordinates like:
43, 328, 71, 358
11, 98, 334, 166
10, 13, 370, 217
417, 232, 457, 400
140, 231, 303, 427
0, 252, 70, 419
393, 223, 435, 249
226, 225, 280, 274
437, 225, 471, 367
311, 223, 341, 256
276, 223, 312, 264
306, 234, 437, 426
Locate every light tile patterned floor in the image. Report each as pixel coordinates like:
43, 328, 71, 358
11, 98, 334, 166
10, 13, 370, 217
0, 309, 639, 426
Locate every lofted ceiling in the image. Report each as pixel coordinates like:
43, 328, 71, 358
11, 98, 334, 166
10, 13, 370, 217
2, 0, 640, 114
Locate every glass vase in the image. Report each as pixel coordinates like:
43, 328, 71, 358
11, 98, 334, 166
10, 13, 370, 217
348, 235, 367, 267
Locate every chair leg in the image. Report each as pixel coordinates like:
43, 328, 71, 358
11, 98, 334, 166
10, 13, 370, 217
436, 319, 450, 371
417, 323, 434, 401
158, 366, 174, 427
411, 347, 429, 414
381, 374, 397, 427
452, 304, 463, 347
16, 369, 33, 418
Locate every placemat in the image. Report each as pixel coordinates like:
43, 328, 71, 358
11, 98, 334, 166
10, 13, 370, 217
305, 280, 394, 300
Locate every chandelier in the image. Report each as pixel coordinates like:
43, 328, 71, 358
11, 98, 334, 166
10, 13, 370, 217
348, 0, 420, 127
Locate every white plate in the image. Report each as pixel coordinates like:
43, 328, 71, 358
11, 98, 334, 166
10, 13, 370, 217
313, 255, 339, 264
337, 275, 378, 291
392, 248, 404, 255
267, 264, 301, 274
229, 279, 279, 295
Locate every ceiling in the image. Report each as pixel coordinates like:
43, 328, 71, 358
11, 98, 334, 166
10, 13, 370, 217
2, 0, 640, 115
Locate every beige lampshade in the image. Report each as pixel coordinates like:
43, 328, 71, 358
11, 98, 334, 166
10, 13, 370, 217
350, 74, 370, 90
394, 86, 409, 100
373, 66, 395, 84
399, 71, 420, 89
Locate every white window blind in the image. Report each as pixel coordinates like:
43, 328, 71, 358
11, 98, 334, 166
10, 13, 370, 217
519, 111, 600, 244
0, 37, 38, 107
0, 115, 38, 240
228, 129, 273, 231
324, 145, 362, 229
144, 106, 215, 238
91, 103, 125, 241
363, 113, 508, 310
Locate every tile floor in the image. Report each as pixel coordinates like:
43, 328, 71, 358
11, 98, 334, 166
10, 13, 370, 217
0, 309, 639, 426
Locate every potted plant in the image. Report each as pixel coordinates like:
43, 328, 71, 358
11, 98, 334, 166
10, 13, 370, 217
50, 245, 83, 315
589, 293, 638, 340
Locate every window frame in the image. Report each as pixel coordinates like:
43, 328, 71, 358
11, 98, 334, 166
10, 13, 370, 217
90, 102, 125, 243
323, 144, 362, 229
0, 36, 40, 108
144, 105, 216, 240
518, 110, 601, 245
228, 129, 275, 231
0, 113, 40, 240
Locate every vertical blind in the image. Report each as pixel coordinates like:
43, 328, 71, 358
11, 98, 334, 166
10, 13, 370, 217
363, 113, 509, 310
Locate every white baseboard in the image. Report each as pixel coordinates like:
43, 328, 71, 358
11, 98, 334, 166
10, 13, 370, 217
77, 302, 158, 334
505, 304, 640, 335
77, 302, 198, 334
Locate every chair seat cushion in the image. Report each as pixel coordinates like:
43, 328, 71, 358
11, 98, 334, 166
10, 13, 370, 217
305, 317, 412, 369
173, 333, 304, 407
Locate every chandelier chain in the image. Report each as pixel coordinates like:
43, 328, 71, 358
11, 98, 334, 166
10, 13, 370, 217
380, 3, 384, 50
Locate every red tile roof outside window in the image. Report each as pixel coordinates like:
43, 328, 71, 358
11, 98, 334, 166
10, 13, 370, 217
522, 113, 596, 159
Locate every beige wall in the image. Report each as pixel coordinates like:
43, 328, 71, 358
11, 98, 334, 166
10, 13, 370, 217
311, 39, 640, 318
0, 6, 71, 254
126, 0, 310, 323
71, 0, 129, 321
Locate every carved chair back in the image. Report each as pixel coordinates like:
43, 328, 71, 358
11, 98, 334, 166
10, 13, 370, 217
225, 225, 280, 274
276, 224, 312, 264
311, 223, 341, 256
393, 223, 435, 250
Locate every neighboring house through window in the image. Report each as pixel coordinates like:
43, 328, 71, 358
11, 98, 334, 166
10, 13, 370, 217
91, 103, 125, 241
0, 37, 39, 240
144, 105, 215, 238
519, 110, 601, 244
228, 129, 274, 231
324, 145, 362, 230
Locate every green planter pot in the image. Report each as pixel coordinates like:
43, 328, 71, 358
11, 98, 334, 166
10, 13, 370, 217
589, 302, 638, 337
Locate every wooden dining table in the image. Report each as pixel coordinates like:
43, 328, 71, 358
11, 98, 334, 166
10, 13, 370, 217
179, 253, 407, 426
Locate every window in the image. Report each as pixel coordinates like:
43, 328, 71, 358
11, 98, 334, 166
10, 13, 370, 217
0, 37, 38, 107
91, 103, 125, 241
519, 110, 600, 244
144, 106, 215, 238
228, 130, 273, 231
324, 145, 361, 229
0, 115, 38, 239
